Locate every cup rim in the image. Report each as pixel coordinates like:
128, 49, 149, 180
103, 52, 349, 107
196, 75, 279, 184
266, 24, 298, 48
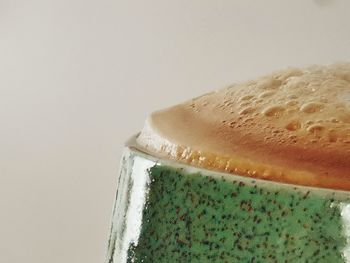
125, 134, 350, 197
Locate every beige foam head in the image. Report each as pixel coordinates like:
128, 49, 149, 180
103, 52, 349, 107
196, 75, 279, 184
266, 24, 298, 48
137, 63, 350, 190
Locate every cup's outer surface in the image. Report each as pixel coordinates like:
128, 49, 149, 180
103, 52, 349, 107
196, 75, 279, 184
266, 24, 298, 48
106, 146, 350, 263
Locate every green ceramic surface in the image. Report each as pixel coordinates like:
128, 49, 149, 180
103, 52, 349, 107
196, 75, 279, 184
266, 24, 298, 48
106, 148, 350, 263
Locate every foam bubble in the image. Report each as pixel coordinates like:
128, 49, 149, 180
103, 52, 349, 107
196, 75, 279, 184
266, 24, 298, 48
259, 91, 275, 98
301, 102, 325, 113
285, 100, 298, 106
307, 124, 325, 134
285, 121, 301, 131
239, 107, 255, 115
239, 95, 255, 101
263, 105, 286, 117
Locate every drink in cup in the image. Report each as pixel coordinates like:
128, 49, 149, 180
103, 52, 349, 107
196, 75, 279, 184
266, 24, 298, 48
106, 64, 350, 263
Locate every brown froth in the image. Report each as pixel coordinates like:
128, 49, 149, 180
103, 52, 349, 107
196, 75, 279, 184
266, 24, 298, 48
137, 64, 350, 190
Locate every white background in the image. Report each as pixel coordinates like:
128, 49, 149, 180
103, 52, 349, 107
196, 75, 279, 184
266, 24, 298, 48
1, 1, 349, 262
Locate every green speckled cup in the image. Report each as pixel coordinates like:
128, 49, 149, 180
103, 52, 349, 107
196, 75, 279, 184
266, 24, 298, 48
106, 138, 350, 263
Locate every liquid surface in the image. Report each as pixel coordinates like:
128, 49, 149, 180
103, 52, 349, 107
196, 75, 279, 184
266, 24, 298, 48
137, 64, 350, 190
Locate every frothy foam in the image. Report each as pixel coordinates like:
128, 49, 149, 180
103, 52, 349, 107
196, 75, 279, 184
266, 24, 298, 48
137, 63, 350, 190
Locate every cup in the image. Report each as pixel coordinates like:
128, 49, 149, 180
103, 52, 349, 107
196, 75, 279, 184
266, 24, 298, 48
106, 135, 350, 263
106, 64, 350, 262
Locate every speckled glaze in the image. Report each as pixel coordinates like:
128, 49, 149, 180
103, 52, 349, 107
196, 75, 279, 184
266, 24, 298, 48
106, 147, 350, 263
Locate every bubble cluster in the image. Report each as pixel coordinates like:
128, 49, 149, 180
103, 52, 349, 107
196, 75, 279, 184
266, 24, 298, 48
202, 64, 350, 147
226, 74, 340, 148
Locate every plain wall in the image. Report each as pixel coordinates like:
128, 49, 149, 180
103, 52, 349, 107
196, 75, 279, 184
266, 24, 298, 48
0, 1, 350, 262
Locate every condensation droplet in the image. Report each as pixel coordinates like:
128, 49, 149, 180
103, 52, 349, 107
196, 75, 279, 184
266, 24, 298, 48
262, 105, 286, 117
